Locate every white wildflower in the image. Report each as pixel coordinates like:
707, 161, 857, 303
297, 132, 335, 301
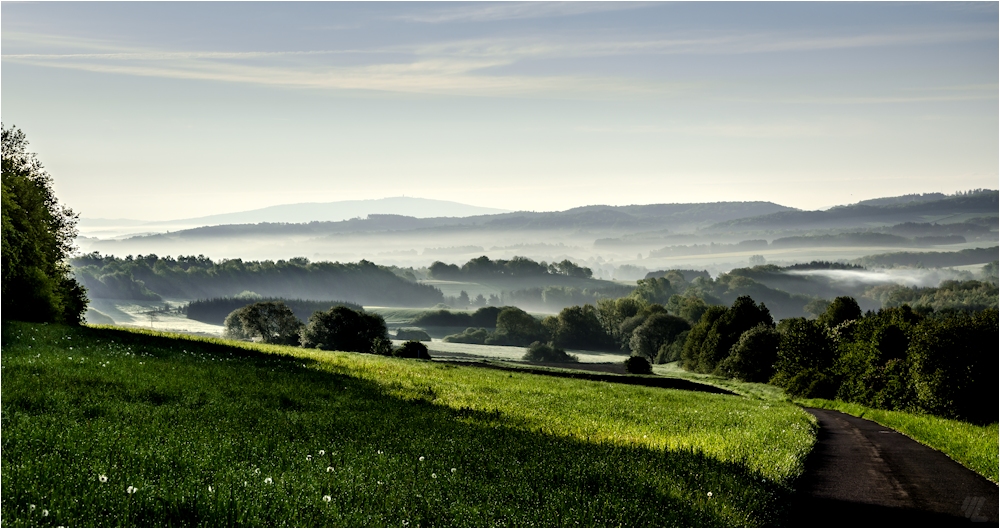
451, 468, 456, 473
323, 495, 332, 502
29, 504, 36, 511
126, 486, 138, 494
42, 510, 49, 517
264, 477, 273, 484
318, 450, 325, 456
306, 455, 312, 461
99, 474, 108, 483
326, 466, 335, 473
707, 492, 713, 498
418, 456, 425, 462
431, 473, 437, 479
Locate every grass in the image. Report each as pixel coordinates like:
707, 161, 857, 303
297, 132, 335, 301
2, 321, 815, 527
799, 398, 999, 484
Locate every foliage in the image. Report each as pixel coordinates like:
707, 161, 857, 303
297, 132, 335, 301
429, 255, 591, 280
411, 306, 501, 328
71, 252, 443, 307
853, 246, 998, 268
1, 124, 88, 324
188, 297, 363, 325
442, 327, 491, 344
393, 340, 431, 359
522, 341, 579, 363
394, 328, 431, 341
770, 318, 838, 398
683, 296, 774, 374
816, 296, 862, 327
908, 309, 998, 424
862, 280, 998, 313
487, 307, 548, 346
223, 301, 303, 345
628, 313, 690, 362
300, 306, 389, 353
547, 304, 617, 351
1, 321, 816, 527
655, 330, 689, 364
715, 324, 781, 383
624, 355, 652, 374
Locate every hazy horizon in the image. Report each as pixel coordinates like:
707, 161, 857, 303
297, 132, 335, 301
3, 2, 997, 221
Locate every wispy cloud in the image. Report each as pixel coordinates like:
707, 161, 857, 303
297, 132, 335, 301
393, 2, 649, 24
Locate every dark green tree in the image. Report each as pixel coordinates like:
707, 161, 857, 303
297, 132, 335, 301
300, 306, 388, 353
2, 124, 88, 324
488, 306, 547, 346
817, 296, 862, 327
628, 313, 690, 362
715, 324, 781, 382
223, 301, 303, 345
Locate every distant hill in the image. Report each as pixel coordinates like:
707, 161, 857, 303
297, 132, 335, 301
78, 197, 510, 237
706, 191, 998, 231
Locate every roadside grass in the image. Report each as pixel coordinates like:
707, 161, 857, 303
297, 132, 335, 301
653, 362, 790, 402
2, 322, 815, 527
799, 399, 999, 483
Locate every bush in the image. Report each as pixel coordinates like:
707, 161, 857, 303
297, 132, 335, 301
395, 328, 431, 341
489, 307, 548, 346
393, 340, 431, 359
522, 341, 578, 363
443, 327, 491, 344
624, 355, 652, 375
300, 306, 389, 353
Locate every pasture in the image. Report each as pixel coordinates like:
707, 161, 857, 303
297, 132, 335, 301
2, 321, 815, 527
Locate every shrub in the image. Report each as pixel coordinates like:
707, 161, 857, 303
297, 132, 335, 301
393, 340, 431, 359
624, 355, 652, 374
443, 327, 491, 344
489, 307, 548, 346
395, 328, 431, 341
522, 341, 578, 363
300, 306, 388, 353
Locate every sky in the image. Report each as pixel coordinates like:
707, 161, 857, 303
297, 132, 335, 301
2, 1, 998, 221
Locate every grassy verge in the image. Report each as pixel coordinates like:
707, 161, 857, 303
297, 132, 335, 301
798, 399, 999, 483
2, 322, 815, 527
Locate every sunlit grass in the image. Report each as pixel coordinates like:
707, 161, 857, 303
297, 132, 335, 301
3, 322, 815, 527
799, 399, 999, 483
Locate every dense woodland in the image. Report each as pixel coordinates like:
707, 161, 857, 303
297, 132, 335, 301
71, 253, 444, 307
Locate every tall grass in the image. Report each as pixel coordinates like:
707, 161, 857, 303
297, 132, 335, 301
2, 322, 815, 527
799, 399, 999, 483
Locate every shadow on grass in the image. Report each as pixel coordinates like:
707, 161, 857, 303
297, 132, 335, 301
3, 322, 791, 527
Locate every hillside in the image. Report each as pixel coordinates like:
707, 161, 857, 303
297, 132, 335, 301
2, 322, 815, 527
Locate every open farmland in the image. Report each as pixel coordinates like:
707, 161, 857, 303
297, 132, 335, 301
2, 322, 815, 527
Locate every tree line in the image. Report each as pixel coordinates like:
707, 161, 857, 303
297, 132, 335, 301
429, 256, 593, 280
71, 252, 444, 307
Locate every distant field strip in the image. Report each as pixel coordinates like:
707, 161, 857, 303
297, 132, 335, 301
2, 322, 815, 527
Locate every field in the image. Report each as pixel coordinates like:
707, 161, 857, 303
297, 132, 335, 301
2, 321, 815, 527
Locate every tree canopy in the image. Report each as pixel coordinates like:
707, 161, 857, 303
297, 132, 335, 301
2, 124, 87, 324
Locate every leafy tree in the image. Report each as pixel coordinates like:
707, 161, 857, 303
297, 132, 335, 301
223, 301, 303, 345
300, 306, 388, 353
624, 355, 653, 374
908, 309, 997, 424
817, 296, 862, 327
715, 324, 780, 382
457, 290, 470, 307
683, 296, 773, 374
628, 313, 690, 362
595, 296, 646, 346
488, 306, 548, 346
665, 294, 710, 325
771, 318, 838, 398
549, 304, 617, 350
2, 124, 88, 324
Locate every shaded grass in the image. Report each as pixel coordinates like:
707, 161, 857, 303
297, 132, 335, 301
799, 398, 999, 483
3, 322, 815, 527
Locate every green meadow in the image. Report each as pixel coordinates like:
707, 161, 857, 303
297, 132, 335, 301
2, 321, 815, 527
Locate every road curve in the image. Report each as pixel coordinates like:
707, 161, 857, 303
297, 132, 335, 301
788, 408, 998, 527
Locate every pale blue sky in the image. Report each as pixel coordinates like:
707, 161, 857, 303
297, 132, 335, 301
2, 2, 997, 220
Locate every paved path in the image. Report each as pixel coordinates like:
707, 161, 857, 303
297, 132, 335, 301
788, 408, 998, 527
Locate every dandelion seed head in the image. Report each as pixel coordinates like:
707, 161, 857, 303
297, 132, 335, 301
318, 450, 325, 456
254, 468, 261, 475
418, 456, 425, 462
99, 474, 108, 483
29, 504, 36, 511
327, 466, 335, 472
208, 486, 214, 492
431, 473, 437, 479
42, 510, 49, 517
126, 486, 138, 494
306, 455, 312, 461
323, 494, 332, 502
707, 492, 713, 498
264, 477, 273, 484
451, 468, 457, 473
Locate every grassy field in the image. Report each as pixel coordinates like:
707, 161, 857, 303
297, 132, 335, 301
799, 399, 999, 484
2, 321, 815, 527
